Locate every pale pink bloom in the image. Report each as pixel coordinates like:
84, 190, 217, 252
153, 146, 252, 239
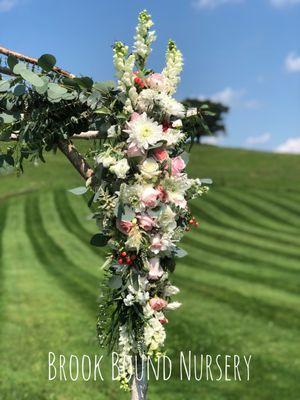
171, 156, 186, 177
146, 73, 169, 92
150, 234, 163, 253
130, 112, 141, 122
116, 220, 133, 235
147, 257, 164, 280
153, 147, 169, 162
141, 187, 160, 208
156, 185, 168, 203
137, 213, 156, 231
150, 297, 168, 311
127, 142, 145, 158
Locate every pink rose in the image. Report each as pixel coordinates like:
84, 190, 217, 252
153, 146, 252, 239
141, 187, 160, 208
146, 73, 169, 92
147, 257, 164, 280
137, 213, 156, 231
153, 148, 169, 162
159, 317, 168, 325
150, 234, 163, 254
150, 297, 168, 311
116, 220, 133, 235
127, 142, 145, 158
156, 185, 168, 203
171, 156, 186, 177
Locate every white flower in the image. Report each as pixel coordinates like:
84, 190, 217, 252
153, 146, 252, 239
136, 89, 157, 113
96, 153, 116, 168
164, 129, 185, 146
139, 158, 161, 179
124, 293, 135, 306
144, 316, 166, 354
157, 205, 177, 232
162, 176, 191, 208
166, 301, 182, 310
146, 257, 165, 280
125, 113, 164, 150
109, 158, 130, 179
150, 233, 175, 255
162, 40, 183, 95
156, 94, 186, 118
172, 119, 183, 128
164, 285, 180, 296
133, 10, 156, 60
186, 107, 197, 117
107, 125, 118, 138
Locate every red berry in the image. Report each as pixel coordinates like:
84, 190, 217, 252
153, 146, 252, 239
131, 255, 137, 261
121, 251, 127, 257
125, 257, 131, 264
189, 219, 194, 225
117, 258, 123, 265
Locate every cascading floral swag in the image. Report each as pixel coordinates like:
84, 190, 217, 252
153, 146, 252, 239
0, 9, 212, 395
89, 11, 211, 389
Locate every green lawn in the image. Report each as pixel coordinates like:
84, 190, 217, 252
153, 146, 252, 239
0, 144, 299, 399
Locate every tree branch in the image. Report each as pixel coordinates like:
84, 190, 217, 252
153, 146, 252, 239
0, 46, 75, 78
0, 65, 15, 76
6, 131, 100, 142
57, 139, 94, 180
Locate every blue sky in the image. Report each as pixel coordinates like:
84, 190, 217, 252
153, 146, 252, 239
1, 0, 299, 152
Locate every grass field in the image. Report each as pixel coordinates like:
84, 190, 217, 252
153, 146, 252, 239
0, 144, 300, 400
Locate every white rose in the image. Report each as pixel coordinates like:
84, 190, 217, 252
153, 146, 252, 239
158, 205, 177, 232
96, 154, 116, 168
109, 158, 130, 179
139, 158, 161, 179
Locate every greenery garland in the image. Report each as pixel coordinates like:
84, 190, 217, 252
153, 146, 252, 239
0, 10, 212, 393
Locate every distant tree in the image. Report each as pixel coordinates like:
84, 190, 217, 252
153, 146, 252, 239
182, 98, 229, 144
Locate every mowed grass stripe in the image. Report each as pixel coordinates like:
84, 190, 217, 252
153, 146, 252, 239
227, 188, 300, 228
207, 191, 299, 235
194, 197, 300, 245
251, 190, 300, 219
194, 220, 300, 260
181, 241, 300, 295
25, 195, 98, 311
175, 266, 300, 331
54, 189, 103, 256
218, 190, 300, 233
185, 231, 300, 272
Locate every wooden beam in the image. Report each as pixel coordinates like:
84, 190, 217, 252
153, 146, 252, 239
7, 131, 100, 142
0, 46, 75, 78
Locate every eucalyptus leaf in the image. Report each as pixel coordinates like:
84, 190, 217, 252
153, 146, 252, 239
38, 54, 56, 72
90, 233, 109, 247
108, 275, 123, 289
17, 65, 44, 88
0, 113, 16, 124
0, 80, 11, 92
13, 84, 26, 96
7, 55, 18, 70
48, 82, 68, 95
68, 186, 88, 195
175, 247, 187, 258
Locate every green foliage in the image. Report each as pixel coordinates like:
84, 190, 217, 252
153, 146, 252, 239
182, 98, 229, 144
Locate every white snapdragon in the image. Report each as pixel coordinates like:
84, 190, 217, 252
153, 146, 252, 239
144, 316, 166, 354
113, 41, 135, 91
164, 285, 180, 297
162, 40, 183, 95
109, 159, 130, 179
133, 10, 156, 63
123, 276, 150, 307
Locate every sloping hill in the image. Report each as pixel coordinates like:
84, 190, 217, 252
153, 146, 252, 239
0, 144, 299, 400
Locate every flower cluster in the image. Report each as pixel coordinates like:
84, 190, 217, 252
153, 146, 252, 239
91, 10, 210, 390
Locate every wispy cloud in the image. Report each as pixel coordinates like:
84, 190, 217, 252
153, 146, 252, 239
246, 132, 271, 146
270, 0, 300, 7
199, 86, 260, 109
193, 0, 243, 9
201, 136, 223, 145
275, 137, 300, 153
285, 52, 300, 73
0, 0, 17, 12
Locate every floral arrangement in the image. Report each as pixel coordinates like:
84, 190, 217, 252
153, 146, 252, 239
86, 10, 211, 390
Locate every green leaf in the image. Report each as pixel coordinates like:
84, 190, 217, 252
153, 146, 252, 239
48, 82, 68, 95
37, 54, 56, 72
175, 247, 187, 258
0, 113, 16, 124
108, 275, 123, 289
68, 186, 88, 195
74, 76, 93, 89
0, 80, 11, 92
13, 84, 26, 96
90, 233, 109, 247
7, 55, 18, 70
93, 81, 115, 92
13, 63, 44, 87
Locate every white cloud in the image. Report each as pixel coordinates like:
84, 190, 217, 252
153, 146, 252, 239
199, 87, 244, 107
270, 0, 300, 7
201, 136, 222, 145
246, 132, 271, 146
0, 0, 17, 12
244, 99, 261, 109
285, 52, 300, 73
275, 137, 300, 153
194, 0, 243, 9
